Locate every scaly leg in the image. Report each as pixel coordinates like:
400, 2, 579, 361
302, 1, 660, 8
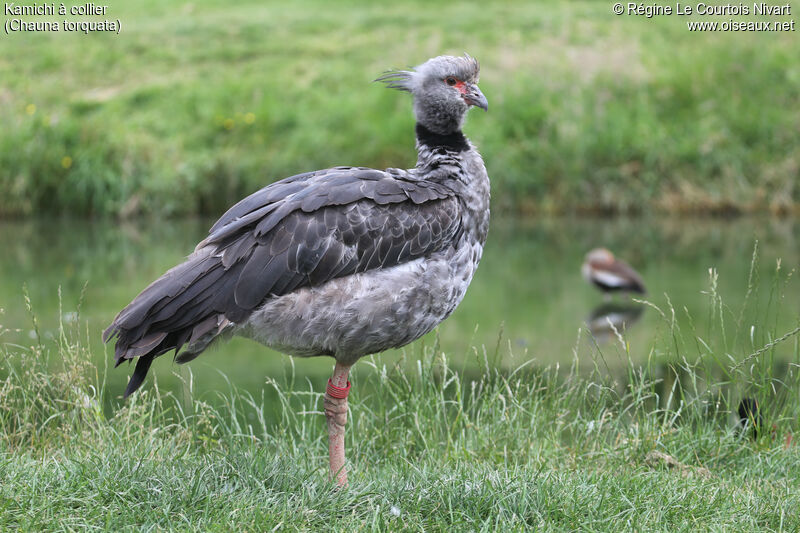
324, 362, 351, 487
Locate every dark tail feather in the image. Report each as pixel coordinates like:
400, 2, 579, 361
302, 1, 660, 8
105, 239, 254, 399
124, 353, 155, 398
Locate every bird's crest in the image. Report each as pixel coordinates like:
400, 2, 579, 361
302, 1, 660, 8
374, 69, 414, 92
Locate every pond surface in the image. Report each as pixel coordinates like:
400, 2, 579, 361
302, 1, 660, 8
1, 216, 798, 401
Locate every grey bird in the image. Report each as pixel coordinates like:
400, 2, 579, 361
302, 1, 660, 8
103, 54, 490, 487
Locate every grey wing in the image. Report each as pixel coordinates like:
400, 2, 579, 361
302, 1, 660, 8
103, 167, 460, 396
229, 198, 461, 310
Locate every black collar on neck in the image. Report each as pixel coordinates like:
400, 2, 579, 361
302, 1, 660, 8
415, 123, 469, 153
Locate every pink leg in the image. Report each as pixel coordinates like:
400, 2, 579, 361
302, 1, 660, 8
324, 362, 351, 487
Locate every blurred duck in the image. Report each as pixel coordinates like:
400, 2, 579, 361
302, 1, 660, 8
582, 248, 646, 297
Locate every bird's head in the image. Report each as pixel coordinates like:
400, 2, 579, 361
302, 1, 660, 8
586, 248, 615, 265
376, 54, 488, 135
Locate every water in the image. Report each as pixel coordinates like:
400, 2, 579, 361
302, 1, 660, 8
1, 216, 798, 401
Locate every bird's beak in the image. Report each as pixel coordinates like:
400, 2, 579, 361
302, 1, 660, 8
464, 84, 488, 111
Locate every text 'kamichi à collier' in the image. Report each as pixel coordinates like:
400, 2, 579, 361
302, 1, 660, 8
4, 2, 107, 16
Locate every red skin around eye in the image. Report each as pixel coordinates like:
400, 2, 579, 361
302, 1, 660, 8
454, 80, 467, 94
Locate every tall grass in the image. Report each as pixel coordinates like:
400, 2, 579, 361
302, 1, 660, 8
1, 249, 799, 530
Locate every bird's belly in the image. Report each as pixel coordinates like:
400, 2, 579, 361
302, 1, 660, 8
236, 242, 482, 364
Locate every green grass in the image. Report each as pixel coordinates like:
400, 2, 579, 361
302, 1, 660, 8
1, 0, 798, 217
1, 248, 799, 530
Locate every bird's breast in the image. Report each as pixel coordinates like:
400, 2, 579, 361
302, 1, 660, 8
456, 149, 491, 245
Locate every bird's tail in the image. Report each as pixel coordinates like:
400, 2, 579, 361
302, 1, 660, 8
103, 252, 235, 397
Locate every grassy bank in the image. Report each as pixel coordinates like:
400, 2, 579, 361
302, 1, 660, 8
1, 254, 799, 530
1, 1, 798, 217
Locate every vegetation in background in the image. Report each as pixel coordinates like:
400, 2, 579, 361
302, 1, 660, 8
1, 247, 798, 530
0, 0, 798, 217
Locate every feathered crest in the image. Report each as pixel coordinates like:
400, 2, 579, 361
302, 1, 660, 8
374, 69, 414, 92
459, 53, 480, 81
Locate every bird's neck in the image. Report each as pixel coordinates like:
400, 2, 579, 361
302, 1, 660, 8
414, 123, 472, 178
414, 122, 490, 245
414, 123, 469, 153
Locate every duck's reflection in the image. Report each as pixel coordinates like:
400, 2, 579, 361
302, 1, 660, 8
585, 302, 644, 343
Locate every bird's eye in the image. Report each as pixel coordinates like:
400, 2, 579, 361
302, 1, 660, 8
445, 77, 457, 86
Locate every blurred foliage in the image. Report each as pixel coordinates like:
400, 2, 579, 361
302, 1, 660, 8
0, 0, 798, 216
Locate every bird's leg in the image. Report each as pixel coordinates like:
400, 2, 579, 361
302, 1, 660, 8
324, 361, 351, 487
